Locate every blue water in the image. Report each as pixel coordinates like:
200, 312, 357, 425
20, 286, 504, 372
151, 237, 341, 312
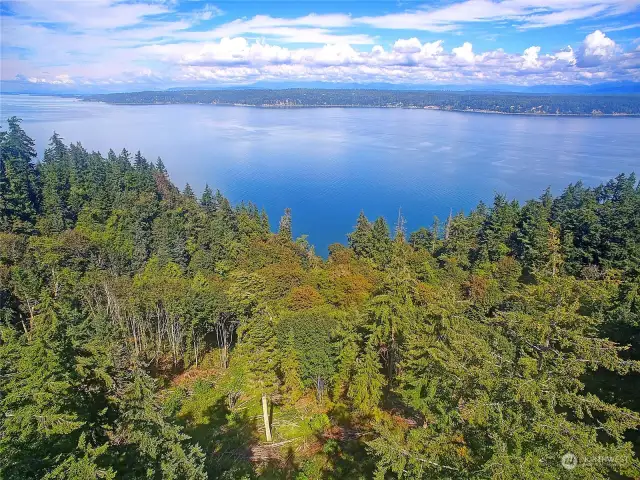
2, 94, 639, 254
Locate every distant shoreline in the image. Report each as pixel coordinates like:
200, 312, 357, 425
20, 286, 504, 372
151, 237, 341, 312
81, 98, 640, 117
4, 90, 640, 117
78, 88, 640, 116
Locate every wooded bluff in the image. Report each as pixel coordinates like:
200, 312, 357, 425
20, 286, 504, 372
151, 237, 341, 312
1, 116, 640, 479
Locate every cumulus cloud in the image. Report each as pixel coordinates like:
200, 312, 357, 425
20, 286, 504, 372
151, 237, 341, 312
452, 42, 475, 63
393, 38, 423, 54
1, 0, 639, 89
179, 38, 293, 66
126, 31, 638, 87
522, 46, 541, 69
555, 47, 577, 65
579, 30, 618, 66
10, 29, 640, 88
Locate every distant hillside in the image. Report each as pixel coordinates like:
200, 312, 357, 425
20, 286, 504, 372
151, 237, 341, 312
83, 89, 640, 115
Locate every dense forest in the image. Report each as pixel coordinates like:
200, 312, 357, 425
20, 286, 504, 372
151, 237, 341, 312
83, 89, 640, 115
1, 116, 640, 479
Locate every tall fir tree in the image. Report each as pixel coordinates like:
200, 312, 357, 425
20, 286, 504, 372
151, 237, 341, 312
278, 207, 292, 242
348, 211, 374, 259
0, 117, 39, 233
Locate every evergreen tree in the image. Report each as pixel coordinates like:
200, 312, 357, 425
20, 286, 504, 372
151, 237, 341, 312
0, 144, 9, 231
110, 369, 207, 479
479, 194, 520, 262
201, 184, 213, 211
2, 120, 639, 479
408, 227, 435, 251
280, 331, 304, 403
371, 216, 392, 266
118, 148, 131, 166
349, 345, 385, 414
0, 303, 117, 479
39, 133, 72, 233
155, 157, 167, 174
515, 196, 553, 274
367, 252, 415, 381
133, 150, 148, 170
0, 117, 39, 232
348, 211, 373, 259
552, 181, 601, 272
183, 183, 195, 200
260, 208, 270, 235
278, 207, 292, 241
235, 312, 279, 394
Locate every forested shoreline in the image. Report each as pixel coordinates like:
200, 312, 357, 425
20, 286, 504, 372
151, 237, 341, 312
1, 116, 640, 479
82, 89, 640, 115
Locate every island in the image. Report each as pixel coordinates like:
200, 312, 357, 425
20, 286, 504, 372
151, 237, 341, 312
82, 88, 640, 115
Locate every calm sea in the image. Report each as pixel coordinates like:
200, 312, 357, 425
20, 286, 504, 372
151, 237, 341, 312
2, 94, 639, 254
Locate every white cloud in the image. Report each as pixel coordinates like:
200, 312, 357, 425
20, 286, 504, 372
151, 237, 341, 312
604, 23, 640, 32
117, 30, 639, 87
554, 46, 577, 65
357, 0, 640, 32
27, 74, 75, 85
522, 46, 541, 68
312, 44, 363, 66
357, 0, 521, 31
452, 42, 475, 63
579, 30, 618, 66
2, 0, 639, 89
7, 29, 640, 87
8, 0, 171, 30
190, 13, 370, 44
178, 38, 294, 66
421, 40, 445, 58
190, 4, 223, 22
519, 5, 609, 29
393, 38, 423, 54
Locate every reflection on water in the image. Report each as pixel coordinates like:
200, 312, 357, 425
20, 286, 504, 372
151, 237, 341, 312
2, 94, 639, 254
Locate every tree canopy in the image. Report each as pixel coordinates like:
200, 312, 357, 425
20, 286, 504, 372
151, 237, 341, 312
1, 118, 639, 479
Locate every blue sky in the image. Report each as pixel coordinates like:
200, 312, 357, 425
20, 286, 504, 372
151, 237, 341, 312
1, 0, 639, 92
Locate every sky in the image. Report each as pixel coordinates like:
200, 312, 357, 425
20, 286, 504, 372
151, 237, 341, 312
1, 0, 640, 92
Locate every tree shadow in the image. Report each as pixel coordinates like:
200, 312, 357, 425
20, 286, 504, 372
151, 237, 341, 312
317, 434, 374, 479
258, 446, 301, 479
178, 394, 378, 478
180, 396, 258, 478
583, 311, 640, 455
314, 405, 376, 479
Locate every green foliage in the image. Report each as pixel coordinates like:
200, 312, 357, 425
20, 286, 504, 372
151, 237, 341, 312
234, 312, 279, 393
0, 117, 39, 233
278, 308, 337, 400
348, 211, 373, 260
2, 119, 640, 479
349, 345, 386, 414
280, 331, 305, 403
277, 207, 292, 242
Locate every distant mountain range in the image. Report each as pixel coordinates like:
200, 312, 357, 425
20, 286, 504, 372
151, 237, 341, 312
2, 79, 640, 96
164, 81, 640, 95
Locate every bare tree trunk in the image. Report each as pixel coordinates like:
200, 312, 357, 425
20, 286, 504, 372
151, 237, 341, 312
444, 209, 453, 241
316, 375, 325, 403
262, 393, 272, 442
193, 329, 199, 368
24, 298, 35, 331
20, 317, 29, 337
215, 314, 238, 369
